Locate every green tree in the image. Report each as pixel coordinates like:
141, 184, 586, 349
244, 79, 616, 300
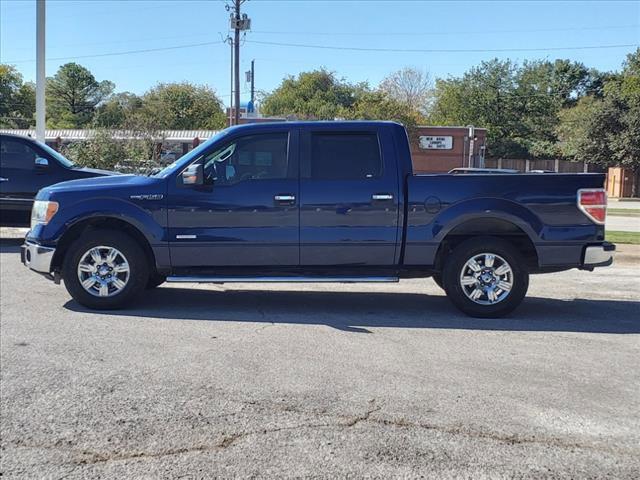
62, 129, 126, 170
137, 82, 226, 130
340, 90, 425, 135
46, 63, 114, 128
429, 59, 531, 158
556, 49, 640, 194
261, 68, 426, 130
556, 96, 602, 160
428, 58, 607, 159
93, 92, 142, 128
261, 69, 361, 119
62, 128, 159, 171
0, 64, 35, 128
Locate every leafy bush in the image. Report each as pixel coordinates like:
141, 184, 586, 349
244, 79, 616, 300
62, 128, 161, 173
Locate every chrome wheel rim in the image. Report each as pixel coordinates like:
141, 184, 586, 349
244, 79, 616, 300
459, 253, 513, 305
77, 246, 130, 297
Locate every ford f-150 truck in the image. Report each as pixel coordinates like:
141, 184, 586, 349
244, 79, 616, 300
21, 121, 615, 317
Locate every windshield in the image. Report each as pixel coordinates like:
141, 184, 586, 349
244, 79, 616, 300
39, 141, 75, 168
152, 129, 232, 178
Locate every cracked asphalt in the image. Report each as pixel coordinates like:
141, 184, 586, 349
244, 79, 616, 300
1, 232, 639, 479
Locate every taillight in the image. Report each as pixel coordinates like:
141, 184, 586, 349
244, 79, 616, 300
577, 188, 607, 224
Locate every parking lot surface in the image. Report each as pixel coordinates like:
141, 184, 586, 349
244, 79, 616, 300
1, 234, 639, 479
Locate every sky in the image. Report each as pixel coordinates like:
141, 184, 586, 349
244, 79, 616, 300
1, 0, 639, 107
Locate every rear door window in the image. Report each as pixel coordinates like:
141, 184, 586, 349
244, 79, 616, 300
0, 138, 37, 170
307, 133, 382, 180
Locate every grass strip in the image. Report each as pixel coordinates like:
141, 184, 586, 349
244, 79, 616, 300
606, 231, 640, 245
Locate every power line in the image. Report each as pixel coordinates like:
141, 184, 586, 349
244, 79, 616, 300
4, 38, 636, 66
251, 24, 639, 37
6, 32, 217, 53
3, 41, 225, 64
6, 23, 636, 55
246, 40, 639, 54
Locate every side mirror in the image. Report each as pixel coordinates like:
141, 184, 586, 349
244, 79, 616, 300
35, 157, 49, 169
181, 163, 204, 185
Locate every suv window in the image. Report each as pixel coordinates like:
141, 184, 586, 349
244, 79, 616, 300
309, 133, 382, 180
203, 133, 289, 185
0, 138, 37, 170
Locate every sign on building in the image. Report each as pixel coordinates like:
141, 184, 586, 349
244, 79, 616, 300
419, 135, 453, 150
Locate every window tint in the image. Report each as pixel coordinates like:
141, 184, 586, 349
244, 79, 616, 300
203, 133, 289, 185
0, 138, 37, 170
309, 133, 382, 180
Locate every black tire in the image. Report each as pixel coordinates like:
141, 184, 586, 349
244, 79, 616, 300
442, 236, 529, 318
432, 273, 444, 290
62, 229, 149, 310
146, 274, 166, 289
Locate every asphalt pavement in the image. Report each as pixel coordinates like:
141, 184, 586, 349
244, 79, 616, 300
1, 234, 639, 479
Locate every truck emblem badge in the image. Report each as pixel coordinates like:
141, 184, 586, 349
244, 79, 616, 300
130, 194, 164, 200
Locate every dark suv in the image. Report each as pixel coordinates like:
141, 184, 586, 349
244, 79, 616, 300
0, 133, 115, 227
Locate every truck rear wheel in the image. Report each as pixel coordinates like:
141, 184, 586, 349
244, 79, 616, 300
442, 237, 529, 318
146, 274, 166, 289
62, 229, 149, 309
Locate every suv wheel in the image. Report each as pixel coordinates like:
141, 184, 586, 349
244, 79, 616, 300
62, 229, 149, 309
442, 236, 529, 318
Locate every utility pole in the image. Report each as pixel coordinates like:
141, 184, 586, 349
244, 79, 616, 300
250, 59, 255, 107
245, 60, 255, 114
227, 0, 250, 125
227, 36, 233, 127
467, 125, 475, 168
35, 0, 46, 142
233, 0, 240, 126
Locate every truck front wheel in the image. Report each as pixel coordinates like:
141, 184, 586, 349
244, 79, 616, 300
442, 237, 529, 318
431, 274, 444, 290
62, 229, 149, 309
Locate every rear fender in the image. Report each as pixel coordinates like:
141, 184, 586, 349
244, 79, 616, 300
403, 198, 543, 266
432, 198, 543, 243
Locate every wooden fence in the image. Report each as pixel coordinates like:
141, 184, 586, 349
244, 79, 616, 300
484, 158, 595, 173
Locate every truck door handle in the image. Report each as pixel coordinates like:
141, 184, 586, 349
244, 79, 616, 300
372, 193, 393, 201
0, 177, 8, 182
274, 194, 296, 204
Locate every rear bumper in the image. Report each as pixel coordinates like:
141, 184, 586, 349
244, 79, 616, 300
582, 242, 615, 268
21, 241, 55, 274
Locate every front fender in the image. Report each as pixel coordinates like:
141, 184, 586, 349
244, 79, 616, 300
32, 196, 167, 247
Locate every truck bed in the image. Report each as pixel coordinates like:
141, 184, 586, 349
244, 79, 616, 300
403, 173, 606, 268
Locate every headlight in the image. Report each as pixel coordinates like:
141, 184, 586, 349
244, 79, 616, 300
30, 200, 59, 230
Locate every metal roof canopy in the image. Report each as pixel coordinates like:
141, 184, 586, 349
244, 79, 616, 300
0, 129, 220, 142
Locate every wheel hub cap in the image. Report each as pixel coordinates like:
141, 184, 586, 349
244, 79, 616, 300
459, 253, 513, 305
77, 246, 130, 297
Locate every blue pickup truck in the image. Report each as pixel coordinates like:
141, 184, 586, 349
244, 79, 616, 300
21, 121, 614, 317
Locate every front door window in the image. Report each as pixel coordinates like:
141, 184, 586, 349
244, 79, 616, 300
202, 133, 290, 186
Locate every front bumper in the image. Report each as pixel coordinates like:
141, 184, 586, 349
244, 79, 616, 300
21, 241, 55, 274
583, 242, 615, 268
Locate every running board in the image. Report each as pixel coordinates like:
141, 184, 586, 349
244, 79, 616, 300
166, 276, 399, 283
